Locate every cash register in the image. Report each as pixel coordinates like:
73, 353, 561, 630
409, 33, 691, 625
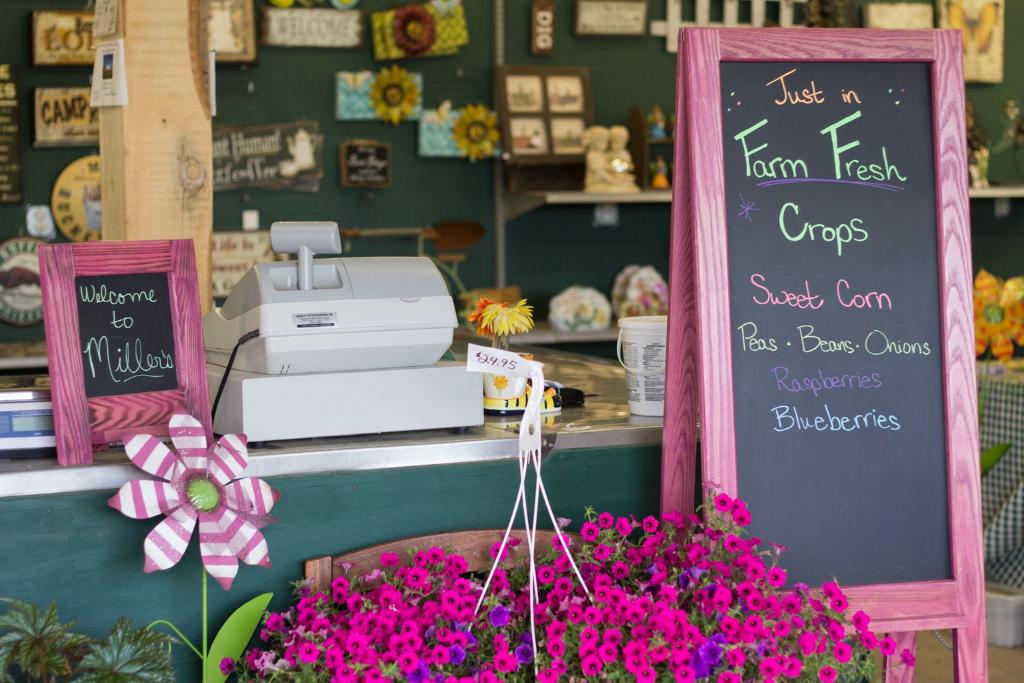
203, 221, 482, 441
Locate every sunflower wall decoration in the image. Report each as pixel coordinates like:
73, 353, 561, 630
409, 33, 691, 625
371, 0, 469, 60
975, 269, 1024, 361
419, 100, 501, 160
336, 68, 423, 123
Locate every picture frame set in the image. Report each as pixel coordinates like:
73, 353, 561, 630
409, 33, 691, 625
495, 66, 593, 165
38, 240, 211, 466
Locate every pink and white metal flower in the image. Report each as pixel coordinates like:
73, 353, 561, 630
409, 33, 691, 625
108, 414, 279, 590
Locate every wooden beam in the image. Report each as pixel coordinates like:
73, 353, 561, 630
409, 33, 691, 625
99, 0, 213, 310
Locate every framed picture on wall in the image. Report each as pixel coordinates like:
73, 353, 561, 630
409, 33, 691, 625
209, 0, 257, 63
550, 117, 586, 154
495, 66, 593, 164
509, 118, 549, 155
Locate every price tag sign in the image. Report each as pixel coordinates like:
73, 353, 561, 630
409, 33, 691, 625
466, 343, 539, 379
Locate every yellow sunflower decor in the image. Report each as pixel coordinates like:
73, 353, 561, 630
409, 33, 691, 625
452, 104, 500, 161
370, 66, 421, 125
467, 297, 534, 349
974, 269, 1024, 361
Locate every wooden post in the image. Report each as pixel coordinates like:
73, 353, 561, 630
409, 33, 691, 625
99, 0, 213, 310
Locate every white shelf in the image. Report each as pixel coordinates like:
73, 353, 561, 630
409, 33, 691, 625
541, 190, 672, 205
969, 185, 1024, 199
504, 190, 671, 220
459, 321, 618, 345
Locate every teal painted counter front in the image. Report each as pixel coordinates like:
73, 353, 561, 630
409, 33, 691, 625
0, 444, 661, 679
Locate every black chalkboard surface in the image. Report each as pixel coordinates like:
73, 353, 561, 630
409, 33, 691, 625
75, 272, 178, 398
720, 61, 950, 586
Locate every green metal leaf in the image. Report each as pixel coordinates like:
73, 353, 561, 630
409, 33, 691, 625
75, 618, 174, 682
205, 593, 273, 683
981, 442, 1013, 476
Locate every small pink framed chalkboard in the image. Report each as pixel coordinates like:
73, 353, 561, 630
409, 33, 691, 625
38, 240, 211, 465
664, 29, 985, 681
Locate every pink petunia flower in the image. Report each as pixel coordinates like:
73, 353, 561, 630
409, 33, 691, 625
108, 414, 278, 590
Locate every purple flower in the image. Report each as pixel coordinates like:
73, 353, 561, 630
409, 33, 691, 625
407, 661, 430, 683
514, 643, 534, 665
449, 645, 466, 665
519, 632, 532, 645
694, 634, 725, 677
219, 658, 235, 675
489, 604, 510, 628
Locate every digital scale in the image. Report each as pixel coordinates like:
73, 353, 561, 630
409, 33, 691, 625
0, 374, 55, 457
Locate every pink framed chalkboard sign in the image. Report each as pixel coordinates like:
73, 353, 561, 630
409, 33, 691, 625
663, 29, 985, 681
38, 240, 211, 466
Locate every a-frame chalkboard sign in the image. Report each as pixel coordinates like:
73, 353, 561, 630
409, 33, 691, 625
38, 240, 211, 466
663, 29, 986, 682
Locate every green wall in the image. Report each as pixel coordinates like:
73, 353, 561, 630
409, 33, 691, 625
0, 445, 662, 678
0, 0, 1021, 342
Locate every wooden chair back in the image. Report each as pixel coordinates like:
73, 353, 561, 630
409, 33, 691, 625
304, 529, 568, 594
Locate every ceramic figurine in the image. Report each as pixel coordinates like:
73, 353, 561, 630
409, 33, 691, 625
648, 105, 667, 139
650, 155, 670, 189
966, 100, 990, 189
604, 125, 640, 193
583, 125, 613, 192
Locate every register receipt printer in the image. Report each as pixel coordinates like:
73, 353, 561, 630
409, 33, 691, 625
203, 221, 483, 441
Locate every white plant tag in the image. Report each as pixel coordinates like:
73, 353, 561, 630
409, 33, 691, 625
465, 343, 538, 378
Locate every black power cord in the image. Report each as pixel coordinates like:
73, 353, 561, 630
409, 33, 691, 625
211, 329, 260, 425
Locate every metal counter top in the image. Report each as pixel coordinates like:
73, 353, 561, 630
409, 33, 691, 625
0, 345, 663, 499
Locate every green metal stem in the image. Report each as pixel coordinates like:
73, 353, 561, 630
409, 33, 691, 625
202, 568, 209, 683
146, 619, 202, 659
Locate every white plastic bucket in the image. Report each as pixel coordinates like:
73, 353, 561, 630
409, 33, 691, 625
616, 315, 667, 417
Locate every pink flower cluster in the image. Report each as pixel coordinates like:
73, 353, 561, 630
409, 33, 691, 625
235, 495, 910, 682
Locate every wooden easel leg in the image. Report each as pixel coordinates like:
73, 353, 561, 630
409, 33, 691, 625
883, 632, 916, 683
953, 623, 988, 682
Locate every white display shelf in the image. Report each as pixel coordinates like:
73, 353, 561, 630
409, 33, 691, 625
504, 190, 672, 220
969, 186, 1024, 199
459, 321, 619, 345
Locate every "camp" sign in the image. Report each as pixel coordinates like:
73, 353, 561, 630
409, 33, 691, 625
34, 88, 98, 147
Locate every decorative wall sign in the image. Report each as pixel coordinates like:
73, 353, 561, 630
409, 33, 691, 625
0, 237, 44, 327
32, 11, 96, 66
531, 0, 555, 56
576, 0, 647, 36
51, 155, 102, 242
211, 230, 279, 298
336, 68, 423, 124
495, 66, 593, 164
649, 0, 808, 53
419, 102, 501, 160
340, 140, 391, 188
212, 121, 323, 192
209, 0, 257, 62
863, 2, 934, 29
371, 0, 468, 60
0, 64, 21, 204
34, 88, 98, 147
666, 27, 985, 678
38, 240, 211, 465
261, 7, 363, 48
939, 0, 1003, 83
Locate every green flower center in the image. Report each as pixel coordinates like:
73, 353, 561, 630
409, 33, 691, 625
187, 477, 220, 512
984, 303, 1005, 325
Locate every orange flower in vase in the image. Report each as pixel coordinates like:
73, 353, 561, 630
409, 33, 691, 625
974, 269, 1024, 361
